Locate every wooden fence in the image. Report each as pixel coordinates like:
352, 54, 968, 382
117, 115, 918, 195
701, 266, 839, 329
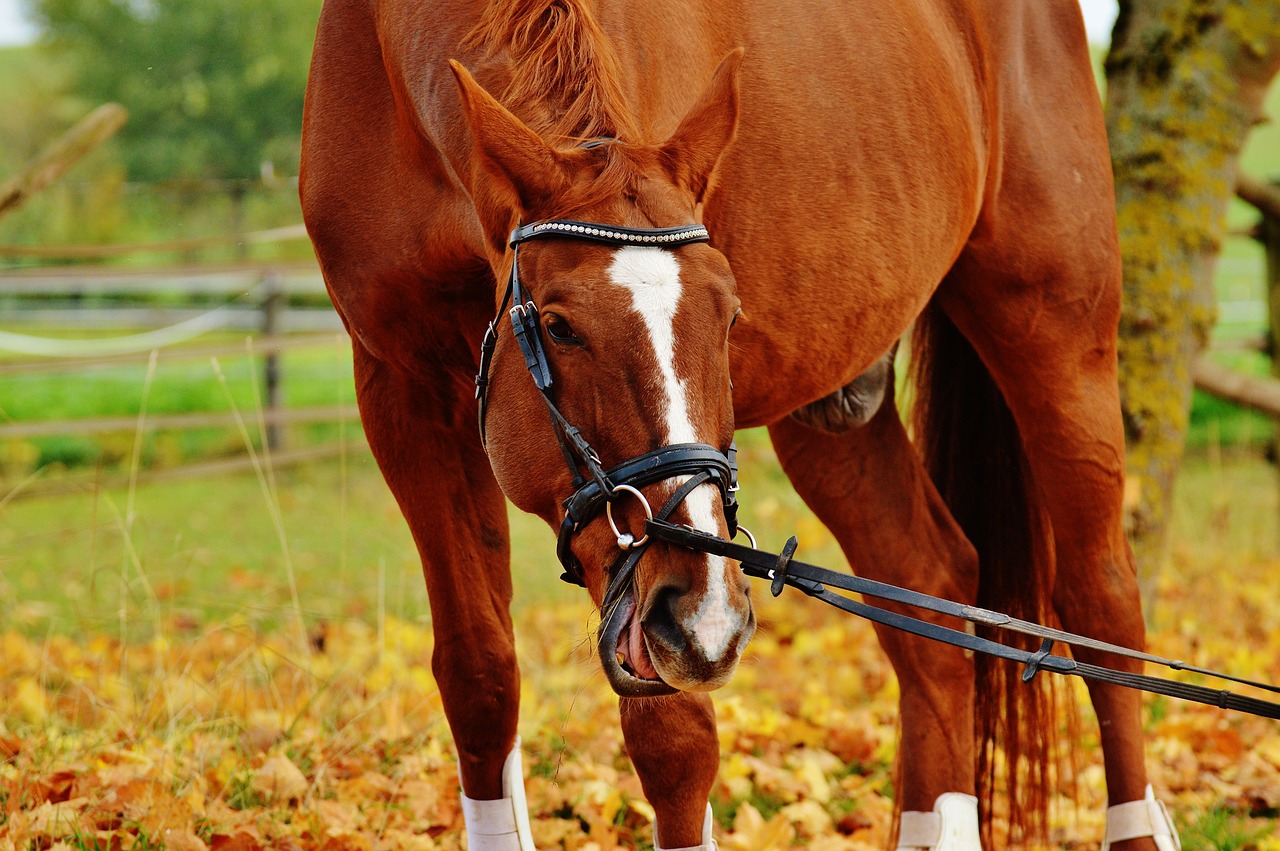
0, 215, 364, 499
1, 103, 1278, 500
1193, 176, 1280, 418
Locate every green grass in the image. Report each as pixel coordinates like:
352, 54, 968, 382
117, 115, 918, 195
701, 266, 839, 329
1179, 807, 1278, 851
0, 425, 842, 640
0, 332, 355, 473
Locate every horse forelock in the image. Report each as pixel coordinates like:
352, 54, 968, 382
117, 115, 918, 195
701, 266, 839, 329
463, 0, 641, 146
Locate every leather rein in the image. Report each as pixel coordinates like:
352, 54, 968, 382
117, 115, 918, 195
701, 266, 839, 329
473, 217, 1280, 718
644, 520, 1280, 719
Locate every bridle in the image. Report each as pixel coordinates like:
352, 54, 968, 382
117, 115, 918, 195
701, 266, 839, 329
474, 217, 743, 592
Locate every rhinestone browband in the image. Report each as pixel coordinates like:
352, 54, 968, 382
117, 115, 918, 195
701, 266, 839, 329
509, 219, 710, 248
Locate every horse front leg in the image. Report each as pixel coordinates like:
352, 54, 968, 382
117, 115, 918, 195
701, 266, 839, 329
621, 693, 720, 850
352, 339, 533, 849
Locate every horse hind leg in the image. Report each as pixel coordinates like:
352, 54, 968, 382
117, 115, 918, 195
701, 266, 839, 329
935, 247, 1175, 850
769, 382, 984, 847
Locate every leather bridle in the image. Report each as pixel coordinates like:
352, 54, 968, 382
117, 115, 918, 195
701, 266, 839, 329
474, 217, 742, 592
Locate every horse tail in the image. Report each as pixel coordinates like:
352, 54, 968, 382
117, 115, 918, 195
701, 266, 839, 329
909, 301, 1067, 846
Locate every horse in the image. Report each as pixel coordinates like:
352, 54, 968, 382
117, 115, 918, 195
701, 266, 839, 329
299, 1, 1180, 848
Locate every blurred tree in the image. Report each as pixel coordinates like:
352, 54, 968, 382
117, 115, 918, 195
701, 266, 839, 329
29, 0, 321, 181
0, 45, 79, 176
1107, 1, 1280, 608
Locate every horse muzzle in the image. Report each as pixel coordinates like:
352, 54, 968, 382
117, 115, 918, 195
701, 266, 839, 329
599, 570, 755, 697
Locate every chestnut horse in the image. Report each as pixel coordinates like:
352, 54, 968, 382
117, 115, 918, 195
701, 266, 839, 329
300, 0, 1179, 848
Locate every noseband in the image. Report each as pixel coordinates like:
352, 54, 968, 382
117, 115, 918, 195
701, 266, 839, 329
474, 218, 741, 588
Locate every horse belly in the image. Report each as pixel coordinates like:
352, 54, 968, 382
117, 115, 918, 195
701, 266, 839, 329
706, 1, 989, 427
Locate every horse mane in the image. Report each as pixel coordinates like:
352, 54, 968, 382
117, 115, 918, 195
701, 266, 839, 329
464, 0, 641, 145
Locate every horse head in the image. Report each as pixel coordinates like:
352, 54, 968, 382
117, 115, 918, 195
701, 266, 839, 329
450, 52, 755, 696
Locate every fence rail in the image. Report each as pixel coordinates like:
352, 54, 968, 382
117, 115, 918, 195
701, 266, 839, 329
0, 223, 310, 260
0, 260, 320, 290
0, 404, 358, 440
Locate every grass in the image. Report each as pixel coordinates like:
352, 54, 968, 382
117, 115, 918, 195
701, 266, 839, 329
0, 426, 844, 640
1180, 807, 1278, 851
1, 402, 1273, 638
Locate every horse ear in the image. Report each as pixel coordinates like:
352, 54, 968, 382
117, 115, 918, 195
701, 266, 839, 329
448, 60, 569, 234
660, 49, 743, 206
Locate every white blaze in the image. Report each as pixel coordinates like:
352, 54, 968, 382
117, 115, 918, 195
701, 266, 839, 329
607, 246, 737, 660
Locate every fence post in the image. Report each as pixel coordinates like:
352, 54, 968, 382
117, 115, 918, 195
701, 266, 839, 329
1266, 181, 1280, 386
262, 269, 284, 451
1258, 179, 1280, 533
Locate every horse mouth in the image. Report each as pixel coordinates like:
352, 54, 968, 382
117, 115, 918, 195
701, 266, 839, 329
599, 590, 677, 697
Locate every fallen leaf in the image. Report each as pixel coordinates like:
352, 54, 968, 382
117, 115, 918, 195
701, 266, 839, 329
253, 755, 309, 802
161, 829, 210, 851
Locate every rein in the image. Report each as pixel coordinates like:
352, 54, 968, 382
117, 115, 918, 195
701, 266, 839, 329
644, 518, 1280, 720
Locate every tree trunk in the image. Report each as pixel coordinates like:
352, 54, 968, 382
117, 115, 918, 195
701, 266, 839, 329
1106, 1, 1280, 612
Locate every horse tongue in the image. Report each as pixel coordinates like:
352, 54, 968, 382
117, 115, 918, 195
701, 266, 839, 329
626, 607, 659, 680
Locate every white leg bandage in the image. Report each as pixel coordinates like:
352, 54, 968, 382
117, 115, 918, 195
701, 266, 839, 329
897, 793, 983, 850
654, 802, 717, 851
1102, 785, 1180, 851
459, 736, 537, 850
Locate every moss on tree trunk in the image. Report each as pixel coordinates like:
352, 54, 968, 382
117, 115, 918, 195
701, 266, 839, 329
1107, 0, 1280, 609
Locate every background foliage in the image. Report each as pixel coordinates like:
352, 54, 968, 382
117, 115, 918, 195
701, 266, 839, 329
29, 0, 322, 181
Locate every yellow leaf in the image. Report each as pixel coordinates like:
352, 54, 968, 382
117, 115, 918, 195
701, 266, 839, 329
724, 802, 796, 850
782, 799, 833, 837
14, 677, 47, 724
21, 798, 89, 839
253, 754, 309, 801
794, 753, 832, 804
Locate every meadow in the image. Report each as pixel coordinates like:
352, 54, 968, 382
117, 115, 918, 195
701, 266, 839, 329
3, 402, 1280, 849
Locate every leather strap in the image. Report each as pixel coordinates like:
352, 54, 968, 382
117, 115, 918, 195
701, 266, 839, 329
643, 519, 1280, 719
511, 219, 709, 248
562, 443, 737, 531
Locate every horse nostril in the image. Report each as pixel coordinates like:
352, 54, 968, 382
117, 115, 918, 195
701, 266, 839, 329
642, 585, 688, 655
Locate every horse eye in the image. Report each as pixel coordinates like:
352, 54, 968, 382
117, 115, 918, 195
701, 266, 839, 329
544, 313, 583, 345
730, 308, 742, 330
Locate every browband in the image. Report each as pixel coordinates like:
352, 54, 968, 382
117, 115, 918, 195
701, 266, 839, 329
510, 220, 710, 248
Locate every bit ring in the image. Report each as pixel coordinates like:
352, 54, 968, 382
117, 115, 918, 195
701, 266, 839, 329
607, 484, 652, 549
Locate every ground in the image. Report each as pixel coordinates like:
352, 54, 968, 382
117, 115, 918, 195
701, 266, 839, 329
2, 441, 1279, 849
